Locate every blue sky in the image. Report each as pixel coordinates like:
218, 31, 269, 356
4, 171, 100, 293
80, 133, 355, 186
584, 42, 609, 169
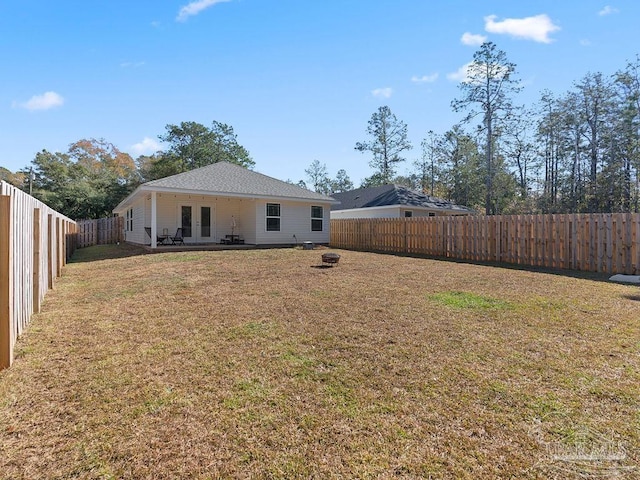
2, 1, 639, 186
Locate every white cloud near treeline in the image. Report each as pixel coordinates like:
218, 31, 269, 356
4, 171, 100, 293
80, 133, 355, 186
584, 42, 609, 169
14, 91, 65, 111
447, 61, 510, 84
177, 0, 231, 22
130, 137, 162, 156
411, 73, 438, 84
446, 63, 473, 83
484, 14, 560, 43
372, 87, 393, 99
461, 32, 487, 46
598, 5, 619, 16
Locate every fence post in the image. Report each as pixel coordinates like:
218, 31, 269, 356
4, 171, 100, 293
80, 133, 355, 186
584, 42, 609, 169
1, 196, 12, 369
33, 208, 41, 314
56, 217, 62, 278
47, 214, 53, 289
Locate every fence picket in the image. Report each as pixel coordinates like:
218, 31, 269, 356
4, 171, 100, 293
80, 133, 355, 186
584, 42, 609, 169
75, 217, 123, 248
0, 181, 75, 370
331, 213, 640, 275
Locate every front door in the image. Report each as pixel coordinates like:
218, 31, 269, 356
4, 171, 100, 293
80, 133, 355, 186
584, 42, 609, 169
179, 204, 214, 243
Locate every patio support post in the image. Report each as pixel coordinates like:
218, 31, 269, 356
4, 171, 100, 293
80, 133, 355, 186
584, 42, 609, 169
151, 191, 157, 248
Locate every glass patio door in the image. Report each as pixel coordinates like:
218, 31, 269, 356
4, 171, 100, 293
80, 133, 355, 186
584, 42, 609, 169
199, 206, 212, 242
181, 206, 193, 240
180, 204, 214, 243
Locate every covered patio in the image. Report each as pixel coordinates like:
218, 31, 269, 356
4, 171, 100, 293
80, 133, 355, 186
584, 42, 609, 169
139, 192, 253, 248
113, 162, 336, 250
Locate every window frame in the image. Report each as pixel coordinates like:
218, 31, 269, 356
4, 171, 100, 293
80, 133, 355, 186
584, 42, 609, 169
266, 203, 281, 232
126, 208, 134, 231
311, 205, 323, 232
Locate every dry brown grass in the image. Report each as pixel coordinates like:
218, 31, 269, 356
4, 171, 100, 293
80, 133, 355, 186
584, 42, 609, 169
1, 244, 639, 479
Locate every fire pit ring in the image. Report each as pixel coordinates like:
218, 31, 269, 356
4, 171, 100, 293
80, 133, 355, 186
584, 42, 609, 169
321, 252, 341, 266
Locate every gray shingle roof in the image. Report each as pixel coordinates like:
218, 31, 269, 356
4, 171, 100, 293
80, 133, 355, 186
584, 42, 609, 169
143, 162, 335, 202
330, 184, 474, 212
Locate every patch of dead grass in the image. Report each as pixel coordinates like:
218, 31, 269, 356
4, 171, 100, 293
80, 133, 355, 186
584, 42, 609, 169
1, 245, 639, 478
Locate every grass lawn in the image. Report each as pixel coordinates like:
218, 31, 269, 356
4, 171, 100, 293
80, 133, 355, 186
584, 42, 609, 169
1, 245, 639, 479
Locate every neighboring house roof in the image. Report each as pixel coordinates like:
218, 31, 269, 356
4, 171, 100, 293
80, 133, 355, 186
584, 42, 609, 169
330, 184, 474, 213
114, 162, 336, 212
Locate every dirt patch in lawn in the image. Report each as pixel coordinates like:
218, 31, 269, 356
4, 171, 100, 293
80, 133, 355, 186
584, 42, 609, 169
1, 246, 639, 479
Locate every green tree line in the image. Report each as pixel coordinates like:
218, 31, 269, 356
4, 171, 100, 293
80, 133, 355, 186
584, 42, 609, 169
2, 121, 254, 219
347, 43, 640, 215
3, 42, 640, 218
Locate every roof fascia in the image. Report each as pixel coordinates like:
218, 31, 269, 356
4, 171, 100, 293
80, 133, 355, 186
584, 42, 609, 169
137, 185, 339, 204
335, 205, 471, 214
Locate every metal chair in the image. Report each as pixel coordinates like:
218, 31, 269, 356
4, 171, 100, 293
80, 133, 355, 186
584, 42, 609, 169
169, 228, 184, 245
144, 227, 167, 246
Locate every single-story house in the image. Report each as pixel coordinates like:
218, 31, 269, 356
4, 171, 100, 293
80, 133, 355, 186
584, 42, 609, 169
330, 184, 475, 219
113, 162, 337, 248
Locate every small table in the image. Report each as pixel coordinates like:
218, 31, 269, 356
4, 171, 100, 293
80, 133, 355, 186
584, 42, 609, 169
157, 235, 169, 245
221, 234, 243, 245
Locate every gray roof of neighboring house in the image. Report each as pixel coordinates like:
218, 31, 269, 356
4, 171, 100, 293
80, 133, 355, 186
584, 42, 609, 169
330, 184, 474, 213
114, 162, 336, 211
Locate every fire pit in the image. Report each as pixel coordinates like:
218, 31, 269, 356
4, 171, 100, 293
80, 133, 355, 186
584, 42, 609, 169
321, 252, 341, 266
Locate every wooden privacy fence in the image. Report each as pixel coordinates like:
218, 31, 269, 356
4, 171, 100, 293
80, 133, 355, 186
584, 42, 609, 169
76, 217, 123, 248
331, 213, 640, 275
1, 181, 76, 370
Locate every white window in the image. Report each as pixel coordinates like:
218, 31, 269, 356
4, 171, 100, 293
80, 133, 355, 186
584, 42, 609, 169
311, 206, 323, 231
266, 203, 281, 231
126, 208, 134, 231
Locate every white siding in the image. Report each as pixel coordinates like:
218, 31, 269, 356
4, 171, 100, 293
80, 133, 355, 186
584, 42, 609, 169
255, 200, 331, 245
124, 198, 147, 245
330, 206, 454, 219
330, 206, 401, 219
123, 193, 331, 246
400, 208, 436, 218
145, 193, 218, 242
215, 197, 253, 243
239, 200, 257, 244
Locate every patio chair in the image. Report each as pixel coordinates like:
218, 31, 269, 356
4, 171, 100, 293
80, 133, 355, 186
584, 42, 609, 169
169, 228, 185, 245
144, 227, 167, 246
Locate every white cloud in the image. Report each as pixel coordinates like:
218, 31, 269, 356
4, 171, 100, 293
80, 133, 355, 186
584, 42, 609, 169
411, 73, 439, 84
580, 38, 592, 46
598, 5, 619, 16
130, 137, 162, 156
461, 32, 487, 46
177, 0, 231, 22
15, 91, 64, 111
371, 87, 393, 99
447, 61, 510, 84
484, 14, 560, 43
447, 63, 473, 83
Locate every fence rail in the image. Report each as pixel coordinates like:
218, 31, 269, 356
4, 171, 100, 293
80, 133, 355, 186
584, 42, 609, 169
330, 213, 640, 275
1, 181, 76, 369
76, 217, 123, 248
